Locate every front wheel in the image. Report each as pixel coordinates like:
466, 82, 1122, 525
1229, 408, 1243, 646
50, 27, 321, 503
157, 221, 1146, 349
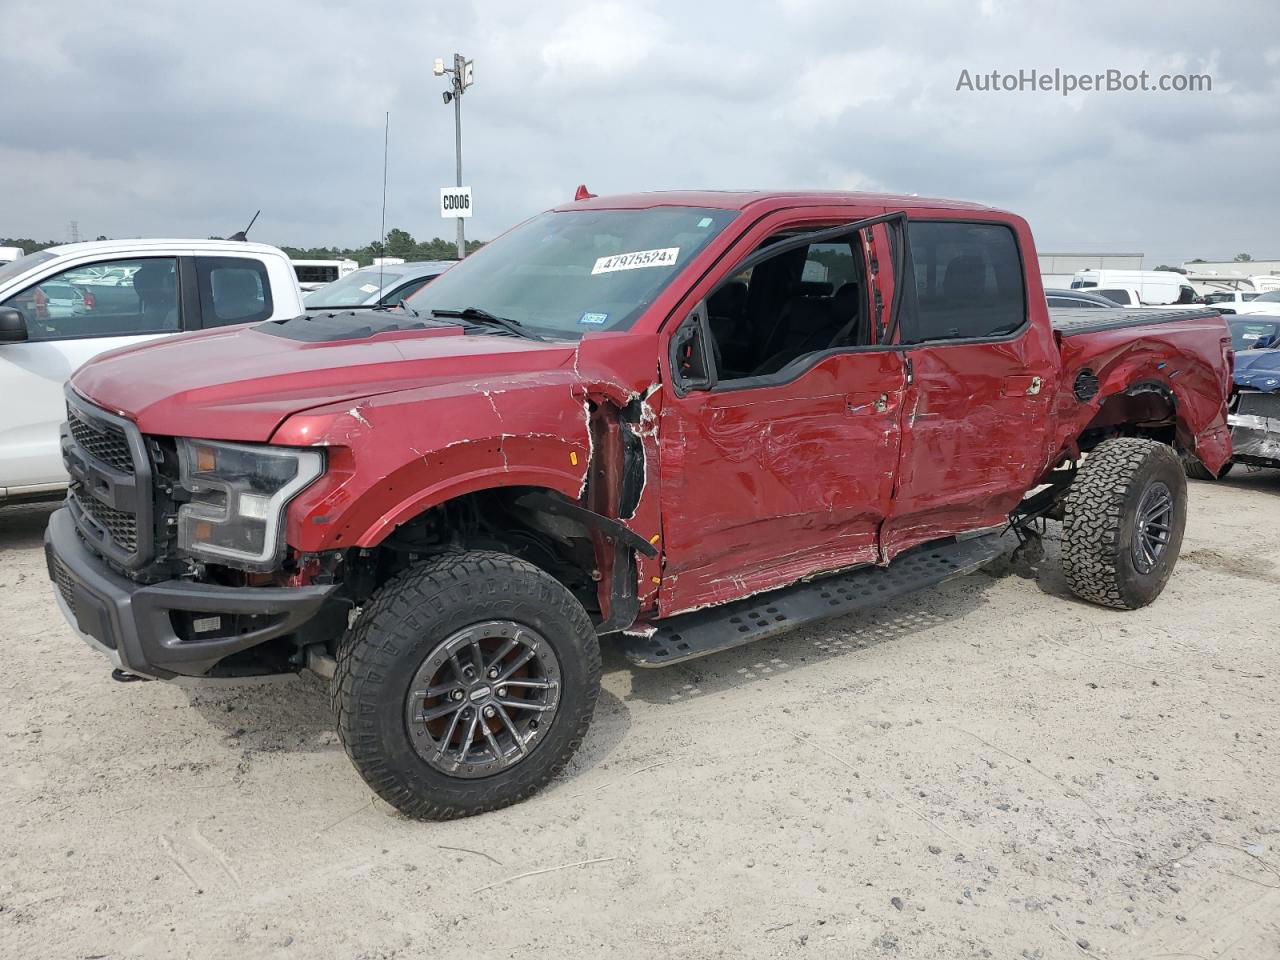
1061, 438, 1188, 609
333, 550, 600, 819
1182, 453, 1233, 481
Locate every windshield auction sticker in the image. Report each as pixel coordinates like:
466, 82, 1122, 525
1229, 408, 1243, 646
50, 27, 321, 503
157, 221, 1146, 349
591, 247, 680, 275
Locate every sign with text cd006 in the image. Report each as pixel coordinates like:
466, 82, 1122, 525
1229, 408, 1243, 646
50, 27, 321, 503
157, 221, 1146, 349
440, 186, 473, 219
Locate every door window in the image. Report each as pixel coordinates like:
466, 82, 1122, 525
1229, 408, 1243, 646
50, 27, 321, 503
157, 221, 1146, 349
196, 257, 273, 327
2, 257, 179, 341
1096, 288, 1132, 305
703, 234, 868, 381
904, 222, 1025, 343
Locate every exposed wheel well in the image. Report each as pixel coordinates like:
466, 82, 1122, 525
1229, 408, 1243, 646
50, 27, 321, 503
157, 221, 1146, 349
1077, 381, 1181, 454
341, 486, 604, 615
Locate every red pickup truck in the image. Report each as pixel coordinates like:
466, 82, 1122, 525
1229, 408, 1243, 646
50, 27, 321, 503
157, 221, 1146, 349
45, 190, 1231, 819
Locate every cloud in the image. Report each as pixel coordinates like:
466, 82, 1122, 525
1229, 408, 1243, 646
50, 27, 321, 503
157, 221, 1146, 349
1, 0, 1277, 268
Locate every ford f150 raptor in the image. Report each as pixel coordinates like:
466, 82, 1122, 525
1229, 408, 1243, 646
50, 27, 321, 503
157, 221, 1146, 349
44, 190, 1232, 818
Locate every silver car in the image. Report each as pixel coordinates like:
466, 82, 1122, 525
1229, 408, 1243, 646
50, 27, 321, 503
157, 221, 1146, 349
302, 261, 455, 309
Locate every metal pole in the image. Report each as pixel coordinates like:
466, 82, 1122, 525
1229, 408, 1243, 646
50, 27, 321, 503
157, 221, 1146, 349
453, 53, 465, 259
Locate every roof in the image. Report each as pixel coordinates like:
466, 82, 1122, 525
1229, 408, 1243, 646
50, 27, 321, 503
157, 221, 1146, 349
42, 238, 286, 258
346, 260, 456, 276
553, 189, 999, 214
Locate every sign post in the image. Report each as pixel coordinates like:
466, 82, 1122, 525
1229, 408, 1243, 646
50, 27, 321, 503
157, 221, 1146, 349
433, 53, 474, 259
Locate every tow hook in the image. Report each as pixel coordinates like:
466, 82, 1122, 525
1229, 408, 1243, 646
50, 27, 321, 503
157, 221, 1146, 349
111, 668, 152, 683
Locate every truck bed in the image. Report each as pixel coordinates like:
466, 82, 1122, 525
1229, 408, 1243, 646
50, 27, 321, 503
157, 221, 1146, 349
1050, 306, 1220, 337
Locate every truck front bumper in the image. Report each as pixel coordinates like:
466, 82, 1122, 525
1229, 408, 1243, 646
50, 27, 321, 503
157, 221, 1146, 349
44, 507, 336, 680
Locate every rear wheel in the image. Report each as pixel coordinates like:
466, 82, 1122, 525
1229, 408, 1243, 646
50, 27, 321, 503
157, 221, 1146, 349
1061, 438, 1187, 609
333, 550, 600, 819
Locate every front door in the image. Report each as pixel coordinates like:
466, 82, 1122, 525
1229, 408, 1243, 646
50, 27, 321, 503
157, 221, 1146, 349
0, 256, 183, 491
656, 213, 908, 615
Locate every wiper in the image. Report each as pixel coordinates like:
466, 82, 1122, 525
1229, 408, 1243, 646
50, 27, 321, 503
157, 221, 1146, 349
429, 306, 547, 341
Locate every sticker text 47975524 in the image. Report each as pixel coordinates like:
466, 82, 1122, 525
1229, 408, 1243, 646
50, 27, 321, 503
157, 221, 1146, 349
591, 247, 680, 275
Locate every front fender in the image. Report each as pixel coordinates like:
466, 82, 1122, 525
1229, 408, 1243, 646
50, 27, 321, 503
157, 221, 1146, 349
275, 374, 592, 552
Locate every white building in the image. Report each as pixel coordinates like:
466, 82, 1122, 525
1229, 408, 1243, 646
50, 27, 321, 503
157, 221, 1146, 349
1182, 258, 1280, 292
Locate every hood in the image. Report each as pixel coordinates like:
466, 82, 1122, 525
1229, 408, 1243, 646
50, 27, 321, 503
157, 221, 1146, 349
1234, 349, 1280, 393
70, 316, 579, 441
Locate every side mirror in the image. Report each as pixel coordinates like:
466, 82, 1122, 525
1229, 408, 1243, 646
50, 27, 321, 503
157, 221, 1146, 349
0, 308, 27, 343
669, 302, 715, 395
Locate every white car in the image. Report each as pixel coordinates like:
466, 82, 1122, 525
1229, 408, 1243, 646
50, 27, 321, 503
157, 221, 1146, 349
0, 239, 305, 503
1202, 290, 1261, 313
1214, 289, 1280, 316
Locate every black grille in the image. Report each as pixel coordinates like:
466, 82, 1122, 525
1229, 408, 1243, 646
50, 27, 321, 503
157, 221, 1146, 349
67, 405, 134, 473
52, 554, 77, 612
76, 489, 139, 553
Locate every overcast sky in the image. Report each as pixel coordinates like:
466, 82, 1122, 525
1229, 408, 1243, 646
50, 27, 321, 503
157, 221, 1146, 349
3, 0, 1277, 268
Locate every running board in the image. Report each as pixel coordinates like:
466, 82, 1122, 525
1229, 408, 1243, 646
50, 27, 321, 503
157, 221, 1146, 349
619, 535, 1005, 668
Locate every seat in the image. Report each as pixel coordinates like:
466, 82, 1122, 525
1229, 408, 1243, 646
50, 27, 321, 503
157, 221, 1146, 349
828, 282, 864, 346
131, 261, 178, 331
707, 281, 750, 373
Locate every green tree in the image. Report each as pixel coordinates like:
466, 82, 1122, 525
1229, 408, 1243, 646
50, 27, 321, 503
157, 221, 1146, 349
1235, 253, 1253, 262
384, 228, 417, 260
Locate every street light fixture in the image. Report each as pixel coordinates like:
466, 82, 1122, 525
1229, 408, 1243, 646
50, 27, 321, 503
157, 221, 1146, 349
435, 53, 473, 259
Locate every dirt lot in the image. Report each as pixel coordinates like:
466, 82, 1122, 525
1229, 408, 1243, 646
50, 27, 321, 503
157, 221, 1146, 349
2, 475, 1278, 960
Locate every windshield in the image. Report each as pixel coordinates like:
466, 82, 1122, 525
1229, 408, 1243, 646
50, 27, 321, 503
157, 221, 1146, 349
304, 265, 412, 307
1230, 319, 1280, 350
1255, 290, 1280, 303
405, 207, 738, 338
0, 250, 56, 287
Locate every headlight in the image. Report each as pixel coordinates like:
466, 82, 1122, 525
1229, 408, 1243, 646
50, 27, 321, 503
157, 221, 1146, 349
176, 440, 323, 569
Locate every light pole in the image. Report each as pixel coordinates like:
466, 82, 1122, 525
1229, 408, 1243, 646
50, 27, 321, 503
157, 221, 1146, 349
434, 54, 473, 260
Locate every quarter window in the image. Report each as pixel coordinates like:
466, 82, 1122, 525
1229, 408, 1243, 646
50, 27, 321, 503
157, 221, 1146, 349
196, 257, 273, 327
904, 222, 1025, 343
1, 257, 179, 341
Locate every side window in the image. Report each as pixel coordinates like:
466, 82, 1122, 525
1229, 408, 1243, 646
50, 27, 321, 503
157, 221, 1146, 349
1049, 296, 1101, 309
1, 257, 179, 341
196, 257, 273, 327
704, 234, 868, 382
379, 275, 436, 305
1097, 288, 1131, 305
904, 222, 1025, 343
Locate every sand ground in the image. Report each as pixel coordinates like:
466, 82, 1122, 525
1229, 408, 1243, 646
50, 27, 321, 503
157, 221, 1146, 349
1, 474, 1277, 959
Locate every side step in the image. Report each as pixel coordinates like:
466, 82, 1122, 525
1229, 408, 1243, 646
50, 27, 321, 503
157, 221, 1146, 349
619, 535, 1005, 668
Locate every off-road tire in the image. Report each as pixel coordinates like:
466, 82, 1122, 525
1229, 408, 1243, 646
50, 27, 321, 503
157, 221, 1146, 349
333, 550, 600, 819
1182, 453, 1232, 482
1061, 438, 1187, 609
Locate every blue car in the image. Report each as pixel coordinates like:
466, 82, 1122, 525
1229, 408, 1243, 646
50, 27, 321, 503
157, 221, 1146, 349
1219, 315, 1280, 473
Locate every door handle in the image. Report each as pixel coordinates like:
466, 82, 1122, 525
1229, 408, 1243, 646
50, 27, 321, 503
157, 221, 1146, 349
1003, 375, 1043, 397
846, 393, 892, 414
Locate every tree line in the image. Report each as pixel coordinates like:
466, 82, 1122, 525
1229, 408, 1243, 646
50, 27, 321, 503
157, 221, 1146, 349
1, 228, 485, 266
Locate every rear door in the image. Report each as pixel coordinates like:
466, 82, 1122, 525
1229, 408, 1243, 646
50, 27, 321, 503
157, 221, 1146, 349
884, 216, 1057, 558
657, 210, 909, 613
0, 254, 184, 490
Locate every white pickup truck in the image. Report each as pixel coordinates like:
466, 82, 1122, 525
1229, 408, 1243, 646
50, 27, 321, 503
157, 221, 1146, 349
0, 239, 305, 503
